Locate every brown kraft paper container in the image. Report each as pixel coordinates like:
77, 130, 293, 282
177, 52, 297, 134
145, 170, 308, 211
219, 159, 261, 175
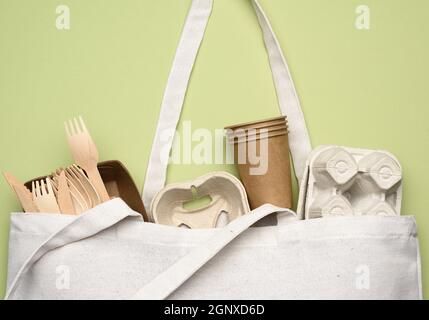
25, 160, 148, 220
225, 117, 293, 210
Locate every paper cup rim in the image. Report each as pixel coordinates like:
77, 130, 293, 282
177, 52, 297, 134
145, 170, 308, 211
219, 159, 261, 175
224, 116, 287, 131
226, 125, 288, 140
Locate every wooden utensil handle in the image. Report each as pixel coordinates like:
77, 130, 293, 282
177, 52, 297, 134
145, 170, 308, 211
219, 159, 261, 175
85, 166, 110, 202
14, 186, 39, 213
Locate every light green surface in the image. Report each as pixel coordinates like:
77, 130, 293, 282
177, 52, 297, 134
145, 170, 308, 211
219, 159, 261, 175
0, 0, 427, 299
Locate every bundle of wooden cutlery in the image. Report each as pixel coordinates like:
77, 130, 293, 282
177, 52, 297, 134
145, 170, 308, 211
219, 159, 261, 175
3, 116, 146, 218
4, 164, 104, 215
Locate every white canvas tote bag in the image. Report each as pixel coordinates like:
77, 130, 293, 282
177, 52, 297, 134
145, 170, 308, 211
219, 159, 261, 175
5, 0, 422, 300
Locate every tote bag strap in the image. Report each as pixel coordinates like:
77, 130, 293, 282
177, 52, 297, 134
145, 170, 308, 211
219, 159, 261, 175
142, 0, 312, 211
4, 199, 141, 300
132, 204, 295, 300
6, 200, 292, 300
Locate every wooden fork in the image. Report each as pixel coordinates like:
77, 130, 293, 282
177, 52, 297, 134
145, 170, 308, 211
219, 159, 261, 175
52, 170, 86, 214
64, 167, 92, 209
32, 178, 61, 213
69, 164, 101, 207
65, 117, 110, 202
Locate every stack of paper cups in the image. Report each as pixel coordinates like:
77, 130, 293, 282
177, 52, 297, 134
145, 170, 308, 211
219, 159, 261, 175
225, 116, 293, 210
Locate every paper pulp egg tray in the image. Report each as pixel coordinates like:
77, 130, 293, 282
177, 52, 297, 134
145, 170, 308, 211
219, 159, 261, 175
297, 145, 402, 219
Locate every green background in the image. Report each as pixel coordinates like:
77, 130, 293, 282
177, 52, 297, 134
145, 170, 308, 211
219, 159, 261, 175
0, 0, 427, 298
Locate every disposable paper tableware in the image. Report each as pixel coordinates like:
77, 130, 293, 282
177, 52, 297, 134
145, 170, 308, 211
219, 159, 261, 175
225, 116, 293, 210
297, 145, 403, 219
150, 172, 250, 228
98, 160, 148, 220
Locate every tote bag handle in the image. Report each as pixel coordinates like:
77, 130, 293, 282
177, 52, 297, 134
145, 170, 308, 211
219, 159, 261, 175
5, 199, 293, 300
142, 0, 312, 211
5, 199, 142, 300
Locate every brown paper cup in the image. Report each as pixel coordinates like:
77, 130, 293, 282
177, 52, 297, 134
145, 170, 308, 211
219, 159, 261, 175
225, 117, 293, 210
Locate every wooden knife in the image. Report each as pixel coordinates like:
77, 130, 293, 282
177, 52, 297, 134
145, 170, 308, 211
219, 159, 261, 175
3, 172, 39, 212
57, 170, 75, 215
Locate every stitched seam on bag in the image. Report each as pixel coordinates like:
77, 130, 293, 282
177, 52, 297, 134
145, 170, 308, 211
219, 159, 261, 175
415, 238, 423, 299
9, 230, 118, 241
113, 241, 279, 248
10, 232, 415, 246
280, 235, 417, 242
